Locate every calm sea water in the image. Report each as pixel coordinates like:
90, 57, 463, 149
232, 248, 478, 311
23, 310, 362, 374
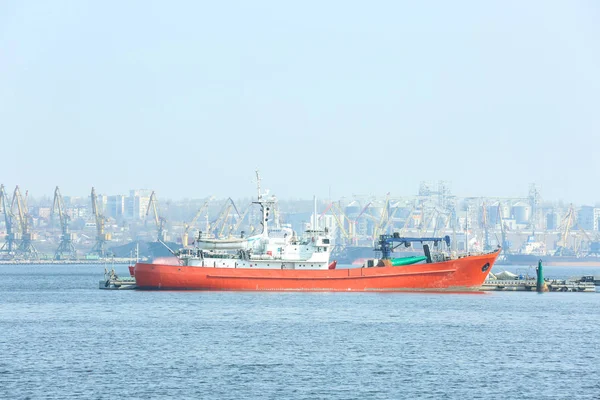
1, 264, 599, 400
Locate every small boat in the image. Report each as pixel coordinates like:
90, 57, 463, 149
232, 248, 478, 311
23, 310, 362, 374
99, 268, 136, 290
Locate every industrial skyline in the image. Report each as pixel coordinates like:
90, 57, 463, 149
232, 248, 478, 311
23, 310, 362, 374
2, 180, 600, 263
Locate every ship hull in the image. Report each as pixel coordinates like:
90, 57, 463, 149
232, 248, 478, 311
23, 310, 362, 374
134, 250, 500, 291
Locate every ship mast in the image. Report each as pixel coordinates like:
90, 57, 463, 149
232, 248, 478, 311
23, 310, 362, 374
256, 169, 262, 201
253, 170, 275, 238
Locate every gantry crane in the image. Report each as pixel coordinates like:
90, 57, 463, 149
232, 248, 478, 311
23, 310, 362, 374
11, 186, 38, 259
0, 184, 17, 256
146, 191, 166, 243
52, 186, 77, 260
182, 197, 213, 247
90, 187, 110, 257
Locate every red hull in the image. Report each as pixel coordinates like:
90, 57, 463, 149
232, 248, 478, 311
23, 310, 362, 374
134, 250, 500, 291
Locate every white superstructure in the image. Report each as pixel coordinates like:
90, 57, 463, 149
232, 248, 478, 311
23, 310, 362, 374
176, 172, 333, 270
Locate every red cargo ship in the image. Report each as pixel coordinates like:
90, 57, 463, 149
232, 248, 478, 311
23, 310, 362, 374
134, 248, 499, 291
134, 172, 500, 291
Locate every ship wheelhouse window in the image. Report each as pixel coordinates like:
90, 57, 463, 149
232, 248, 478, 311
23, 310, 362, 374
322, 239, 330, 244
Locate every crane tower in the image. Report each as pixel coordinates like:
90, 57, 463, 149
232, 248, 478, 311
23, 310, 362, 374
12, 186, 38, 259
0, 184, 17, 257
90, 187, 111, 257
52, 186, 77, 260
146, 191, 166, 243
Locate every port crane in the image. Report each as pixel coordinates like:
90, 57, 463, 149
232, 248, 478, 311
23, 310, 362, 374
555, 205, 576, 256
227, 203, 252, 237
90, 187, 110, 257
0, 184, 17, 256
372, 193, 391, 240
146, 191, 166, 243
52, 186, 77, 260
418, 206, 439, 237
11, 186, 38, 259
481, 201, 492, 251
351, 201, 372, 239
210, 198, 239, 238
432, 210, 451, 238
496, 202, 510, 253
331, 202, 354, 245
182, 196, 213, 247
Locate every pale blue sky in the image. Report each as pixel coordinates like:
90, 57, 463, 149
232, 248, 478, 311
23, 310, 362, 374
1, 1, 599, 203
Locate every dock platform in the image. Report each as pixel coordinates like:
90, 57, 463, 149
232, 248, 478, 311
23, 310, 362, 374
482, 278, 596, 292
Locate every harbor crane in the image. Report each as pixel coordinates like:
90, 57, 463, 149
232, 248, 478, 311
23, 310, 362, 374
146, 191, 166, 243
11, 186, 38, 259
182, 196, 213, 247
481, 201, 492, 251
0, 184, 17, 256
496, 202, 510, 253
227, 203, 253, 237
555, 205, 576, 256
372, 193, 391, 240
90, 187, 110, 257
330, 202, 353, 245
211, 198, 239, 238
52, 186, 77, 260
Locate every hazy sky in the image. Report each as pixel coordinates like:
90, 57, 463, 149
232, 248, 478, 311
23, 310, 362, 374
1, 1, 599, 203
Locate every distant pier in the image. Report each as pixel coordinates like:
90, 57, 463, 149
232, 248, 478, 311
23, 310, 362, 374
482, 278, 596, 292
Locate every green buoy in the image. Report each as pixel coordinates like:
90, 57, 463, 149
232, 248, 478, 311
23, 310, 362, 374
536, 259, 548, 293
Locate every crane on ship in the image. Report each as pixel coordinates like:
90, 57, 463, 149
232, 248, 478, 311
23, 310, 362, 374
52, 186, 77, 260
11, 186, 38, 259
146, 191, 166, 243
376, 233, 451, 262
90, 187, 110, 257
182, 196, 213, 247
0, 184, 17, 257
